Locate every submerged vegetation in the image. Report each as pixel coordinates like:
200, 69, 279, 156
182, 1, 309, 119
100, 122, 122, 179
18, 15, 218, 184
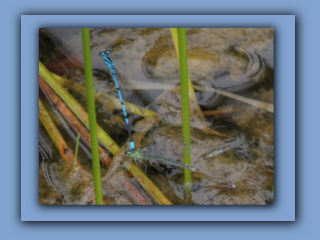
39, 28, 274, 205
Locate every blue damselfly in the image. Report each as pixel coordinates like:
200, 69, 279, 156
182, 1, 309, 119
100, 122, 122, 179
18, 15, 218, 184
100, 50, 136, 150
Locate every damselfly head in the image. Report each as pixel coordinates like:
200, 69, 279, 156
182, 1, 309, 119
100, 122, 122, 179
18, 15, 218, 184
99, 50, 111, 58
190, 166, 196, 172
124, 150, 132, 156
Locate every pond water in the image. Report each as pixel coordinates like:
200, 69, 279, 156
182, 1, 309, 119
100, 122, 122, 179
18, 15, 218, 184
39, 28, 274, 205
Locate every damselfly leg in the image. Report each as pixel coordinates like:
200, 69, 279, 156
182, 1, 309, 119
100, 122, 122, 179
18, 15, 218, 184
126, 157, 148, 177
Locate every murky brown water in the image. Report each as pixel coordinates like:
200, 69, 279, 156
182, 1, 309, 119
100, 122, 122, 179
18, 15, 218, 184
39, 28, 273, 205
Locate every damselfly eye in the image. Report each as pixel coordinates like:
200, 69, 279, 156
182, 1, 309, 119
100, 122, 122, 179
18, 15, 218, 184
99, 52, 105, 57
106, 50, 111, 55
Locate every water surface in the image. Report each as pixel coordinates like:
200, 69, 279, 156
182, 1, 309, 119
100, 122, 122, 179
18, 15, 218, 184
39, 28, 274, 205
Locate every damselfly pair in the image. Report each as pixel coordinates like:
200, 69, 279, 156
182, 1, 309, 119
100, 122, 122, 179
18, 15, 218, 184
99, 50, 196, 173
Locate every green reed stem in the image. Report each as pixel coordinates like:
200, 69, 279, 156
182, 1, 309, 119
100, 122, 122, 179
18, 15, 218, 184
170, 28, 205, 120
73, 133, 81, 172
177, 28, 192, 198
82, 28, 103, 205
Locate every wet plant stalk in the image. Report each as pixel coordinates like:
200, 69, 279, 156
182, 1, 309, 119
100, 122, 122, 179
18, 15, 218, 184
39, 99, 90, 183
177, 28, 192, 197
202, 107, 243, 116
39, 99, 76, 164
193, 85, 274, 113
123, 161, 172, 205
73, 134, 81, 172
82, 28, 102, 205
39, 76, 112, 166
39, 77, 149, 204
